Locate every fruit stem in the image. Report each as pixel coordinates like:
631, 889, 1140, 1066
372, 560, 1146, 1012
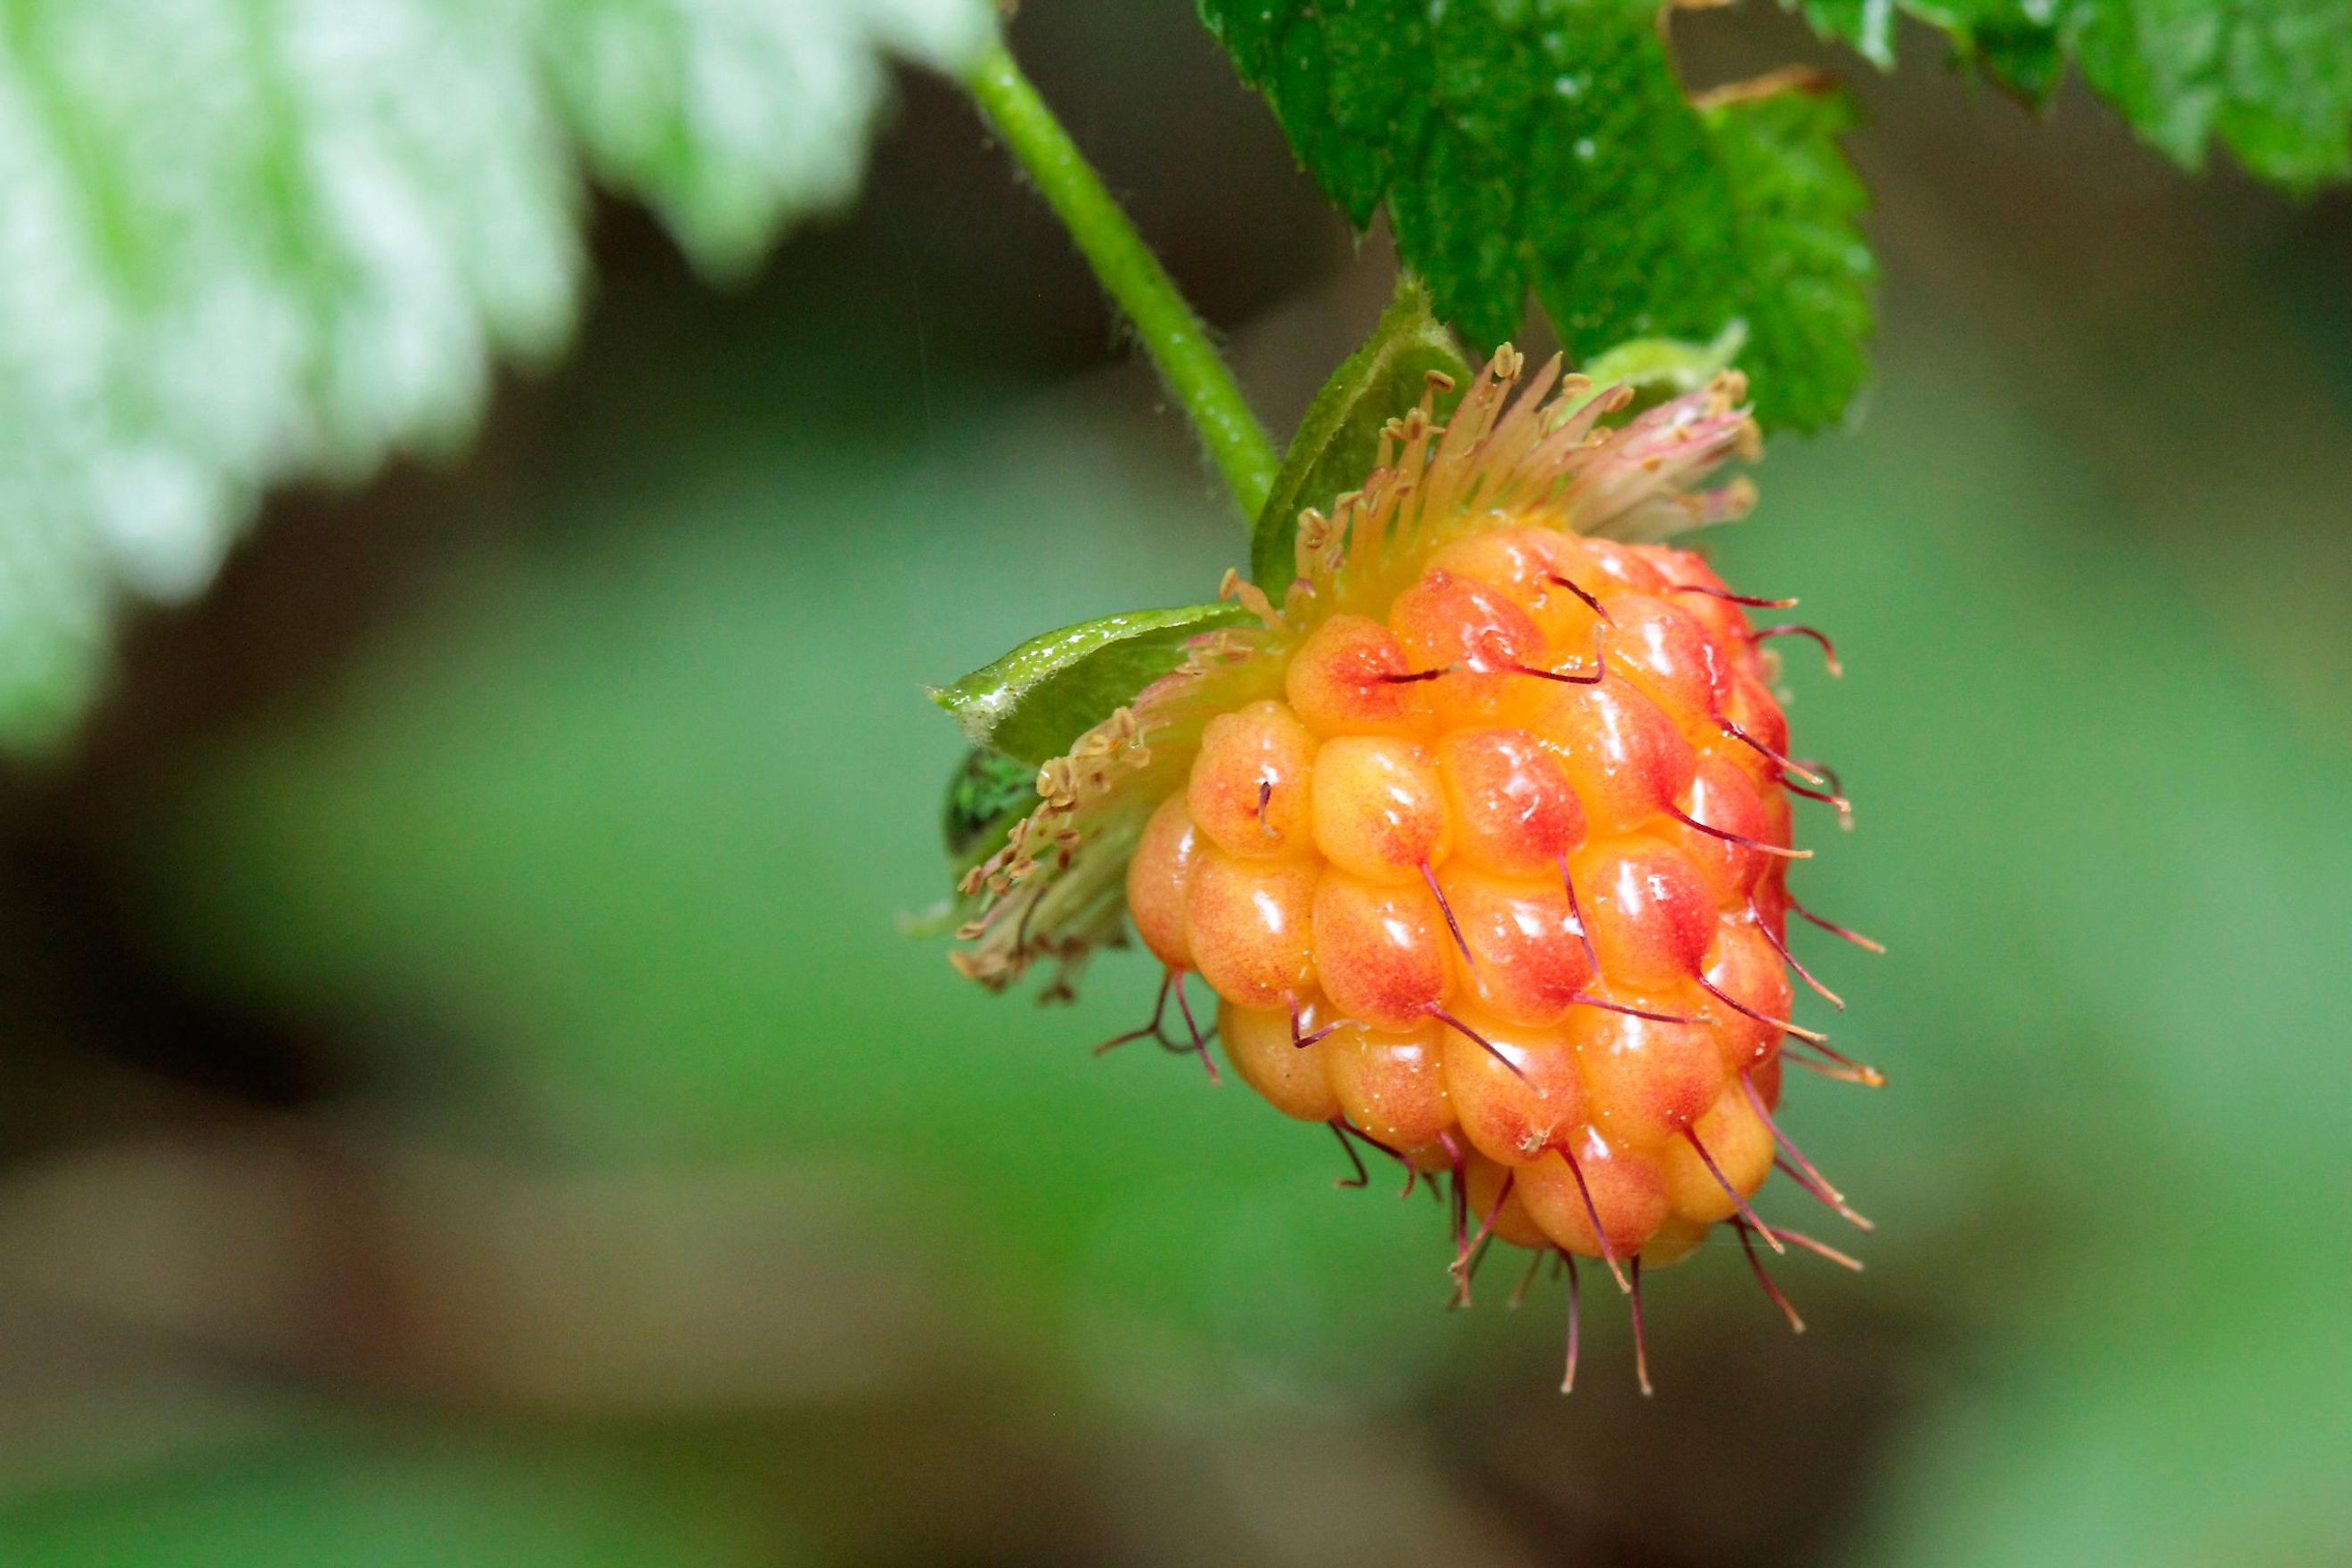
964, 40, 1279, 519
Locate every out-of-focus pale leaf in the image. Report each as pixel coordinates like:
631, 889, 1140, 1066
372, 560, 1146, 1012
0, 0, 992, 746
543, 0, 992, 273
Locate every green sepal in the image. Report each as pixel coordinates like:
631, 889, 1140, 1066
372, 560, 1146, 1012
930, 600, 1254, 768
1583, 323, 1747, 409
1550, 322, 1753, 433
1249, 275, 1472, 587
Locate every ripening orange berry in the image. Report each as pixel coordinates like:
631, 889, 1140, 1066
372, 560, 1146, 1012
1184, 850, 1317, 1009
1323, 1017, 1453, 1150
1188, 699, 1318, 858
1311, 870, 1452, 1030
1310, 735, 1451, 881
1435, 727, 1584, 877
952, 351, 1880, 1392
1221, 997, 1341, 1123
1443, 1009, 1586, 1164
1126, 794, 1202, 968
1285, 613, 1419, 737
1517, 1130, 1671, 1262
1440, 870, 1592, 1026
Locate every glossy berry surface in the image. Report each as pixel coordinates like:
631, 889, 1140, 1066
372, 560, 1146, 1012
1131, 525, 1819, 1270
953, 358, 1874, 1387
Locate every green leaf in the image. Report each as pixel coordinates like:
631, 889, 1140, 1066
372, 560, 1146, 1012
1789, 0, 2352, 188
930, 601, 1254, 767
1195, 0, 1875, 432
1251, 275, 1472, 586
0, 0, 992, 747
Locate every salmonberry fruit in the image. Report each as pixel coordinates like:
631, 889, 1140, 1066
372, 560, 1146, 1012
952, 351, 1880, 1392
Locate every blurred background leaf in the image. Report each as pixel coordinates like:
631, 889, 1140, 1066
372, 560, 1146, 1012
0, 0, 990, 747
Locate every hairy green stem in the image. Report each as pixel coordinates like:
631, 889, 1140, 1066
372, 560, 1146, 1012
965, 40, 1278, 519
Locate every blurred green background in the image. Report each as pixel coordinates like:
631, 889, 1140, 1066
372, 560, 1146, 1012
1, 4, 2348, 1564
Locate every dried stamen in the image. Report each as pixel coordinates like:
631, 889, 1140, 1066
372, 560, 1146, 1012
1787, 890, 1886, 953
1679, 1123, 1783, 1251
1572, 992, 1695, 1026
1697, 974, 1830, 1045
1558, 1248, 1583, 1393
1743, 1067, 1874, 1230
1421, 862, 1476, 968
1012, 878, 1046, 957
1629, 1256, 1654, 1397
1718, 716, 1830, 788
1546, 573, 1614, 623
1732, 1216, 1806, 1333
1756, 908, 1845, 1009
1451, 1170, 1517, 1307
1428, 1005, 1530, 1082
1766, 1223, 1866, 1271
1666, 802, 1813, 859
1753, 623, 1843, 676
1558, 853, 1602, 976
1171, 970, 1219, 1083
1555, 1143, 1630, 1294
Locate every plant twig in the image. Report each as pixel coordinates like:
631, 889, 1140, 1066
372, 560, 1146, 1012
965, 40, 1278, 518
